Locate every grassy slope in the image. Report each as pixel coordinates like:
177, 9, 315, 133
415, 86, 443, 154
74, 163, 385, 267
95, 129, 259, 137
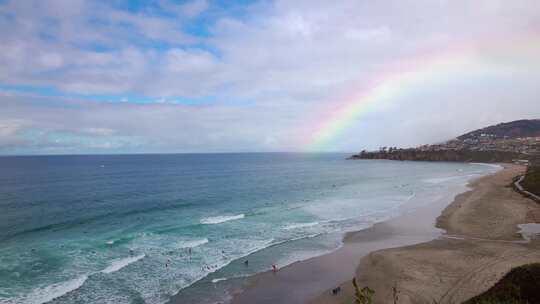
463, 263, 540, 304
521, 165, 540, 196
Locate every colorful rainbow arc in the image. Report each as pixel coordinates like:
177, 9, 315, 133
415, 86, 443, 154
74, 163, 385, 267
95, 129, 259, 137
304, 35, 540, 151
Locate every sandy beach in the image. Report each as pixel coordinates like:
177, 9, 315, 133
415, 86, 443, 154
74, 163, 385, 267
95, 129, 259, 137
231, 164, 540, 304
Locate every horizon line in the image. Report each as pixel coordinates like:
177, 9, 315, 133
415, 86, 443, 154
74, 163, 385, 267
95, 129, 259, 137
0, 151, 359, 157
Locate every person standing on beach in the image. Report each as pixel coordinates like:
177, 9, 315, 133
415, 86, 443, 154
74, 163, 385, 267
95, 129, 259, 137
272, 264, 278, 272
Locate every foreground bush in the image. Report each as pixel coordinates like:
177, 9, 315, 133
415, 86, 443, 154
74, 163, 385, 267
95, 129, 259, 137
463, 263, 540, 304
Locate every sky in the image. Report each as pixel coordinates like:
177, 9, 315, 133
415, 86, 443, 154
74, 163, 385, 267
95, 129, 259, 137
1, 0, 540, 155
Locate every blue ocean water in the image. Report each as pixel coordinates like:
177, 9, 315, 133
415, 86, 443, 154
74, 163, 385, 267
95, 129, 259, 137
0, 154, 498, 304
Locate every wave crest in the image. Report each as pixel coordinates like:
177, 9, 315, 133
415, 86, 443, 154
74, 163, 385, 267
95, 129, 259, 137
102, 254, 145, 274
200, 214, 245, 225
178, 238, 209, 248
19, 275, 88, 304
283, 222, 319, 230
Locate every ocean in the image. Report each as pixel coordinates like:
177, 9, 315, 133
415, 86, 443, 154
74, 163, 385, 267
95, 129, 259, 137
0, 153, 499, 304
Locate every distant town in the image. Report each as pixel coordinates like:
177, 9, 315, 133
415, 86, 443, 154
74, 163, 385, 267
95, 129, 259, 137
417, 134, 540, 155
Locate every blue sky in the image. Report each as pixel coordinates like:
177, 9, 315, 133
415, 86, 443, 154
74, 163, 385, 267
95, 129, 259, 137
1, 0, 540, 154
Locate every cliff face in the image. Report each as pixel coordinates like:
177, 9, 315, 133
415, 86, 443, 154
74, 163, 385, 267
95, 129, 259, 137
349, 149, 525, 163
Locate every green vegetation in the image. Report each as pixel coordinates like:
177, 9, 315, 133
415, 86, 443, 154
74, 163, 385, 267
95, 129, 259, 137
463, 263, 540, 304
350, 149, 524, 163
521, 166, 540, 196
352, 277, 374, 304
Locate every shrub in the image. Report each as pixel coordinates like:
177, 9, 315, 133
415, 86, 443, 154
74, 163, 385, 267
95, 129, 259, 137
463, 263, 540, 304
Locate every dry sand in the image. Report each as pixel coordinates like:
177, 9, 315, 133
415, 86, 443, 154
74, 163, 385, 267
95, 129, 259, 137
312, 164, 540, 304
231, 164, 540, 304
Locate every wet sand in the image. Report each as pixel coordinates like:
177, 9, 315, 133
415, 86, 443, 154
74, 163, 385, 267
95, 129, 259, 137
230, 165, 530, 304
312, 164, 540, 304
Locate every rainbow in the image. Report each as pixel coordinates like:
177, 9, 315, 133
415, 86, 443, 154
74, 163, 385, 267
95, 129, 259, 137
305, 34, 540, 151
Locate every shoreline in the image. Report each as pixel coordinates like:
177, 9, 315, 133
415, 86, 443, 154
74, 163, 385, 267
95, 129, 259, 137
226, 164, 503, 304
312, 163, 540, 304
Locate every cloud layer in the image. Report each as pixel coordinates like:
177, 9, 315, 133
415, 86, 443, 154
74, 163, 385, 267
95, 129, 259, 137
1, 0, 540, 154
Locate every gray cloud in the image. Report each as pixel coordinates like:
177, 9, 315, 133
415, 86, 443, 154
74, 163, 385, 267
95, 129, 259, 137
0, 91, 310, 154
1, 0, 540, 154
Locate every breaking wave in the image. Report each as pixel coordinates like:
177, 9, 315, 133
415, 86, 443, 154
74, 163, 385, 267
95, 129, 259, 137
178, 238, 209, 248
15, 275, 88, 304
101, 254, 145, 274
282, 222, 319, 230
200, 214, 245, 225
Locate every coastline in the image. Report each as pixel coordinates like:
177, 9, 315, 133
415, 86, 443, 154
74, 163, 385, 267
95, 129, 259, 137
226, 164, 504, 304
311, 163, 540, 304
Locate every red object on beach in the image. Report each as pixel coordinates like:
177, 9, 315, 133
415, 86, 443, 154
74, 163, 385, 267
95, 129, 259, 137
272, 264, 278, 272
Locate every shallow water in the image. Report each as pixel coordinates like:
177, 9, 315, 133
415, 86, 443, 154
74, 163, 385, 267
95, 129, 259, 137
0, 154, 498, 304
518, 223, 540, 242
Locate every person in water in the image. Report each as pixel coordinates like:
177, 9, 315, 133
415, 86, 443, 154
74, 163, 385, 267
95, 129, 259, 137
244, 260, 249, 266
272, 264, 278, 272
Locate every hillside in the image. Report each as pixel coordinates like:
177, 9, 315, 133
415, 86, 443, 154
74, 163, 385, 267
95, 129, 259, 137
350, 119, 540, 163
458, 119, 540, 140
351, 149, 524, 163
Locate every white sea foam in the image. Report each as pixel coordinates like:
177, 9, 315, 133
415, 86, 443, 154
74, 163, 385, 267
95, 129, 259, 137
105, 240, 115, 245
470, 163, 503, 169
102, 254, 145, 274
424, 173, 488, 186
210, 274, 251, 284
200, 214, 245, 225
283, 222, 319, 230
16, 275, 88, 304
176, 238, 275, 294
178, 238, 209, 248
423, 176, 462, 184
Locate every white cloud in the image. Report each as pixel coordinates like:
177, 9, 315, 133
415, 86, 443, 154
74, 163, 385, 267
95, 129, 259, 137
0, 119, 25, 137
1, 0, 540, 153
37, 52, 64, 70
179, 0, 209, 18
81, 128, 117, 136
